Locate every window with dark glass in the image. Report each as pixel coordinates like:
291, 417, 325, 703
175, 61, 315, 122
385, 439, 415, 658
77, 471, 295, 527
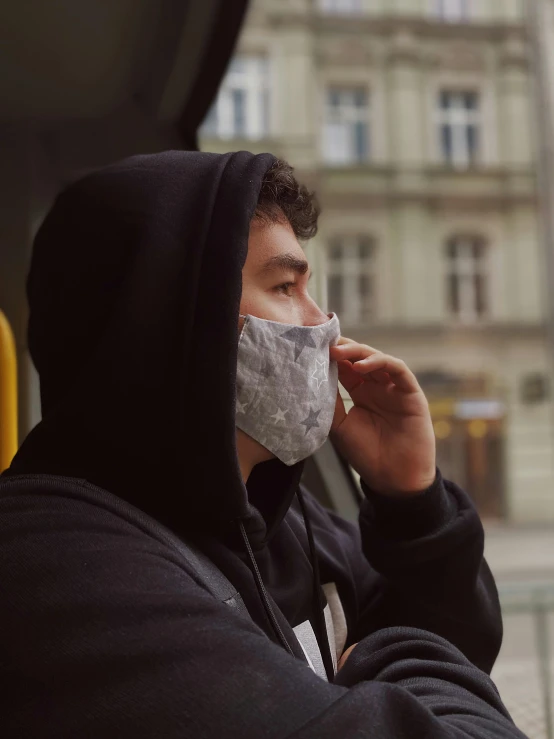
326, 236, 377, 324
323, 87, 370, 165
200, 56, 270, 140
446, 236, 489, 322
437, 90, 480, 168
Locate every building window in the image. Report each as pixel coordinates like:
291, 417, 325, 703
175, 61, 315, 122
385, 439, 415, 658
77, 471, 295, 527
437, 90, 480, 168
446, 236, 489, 322
202, 56, 270, 140
327, 236, 376, 324
319, 0, 363, 13
323, 87, 369, 165
433, 0, 469, 22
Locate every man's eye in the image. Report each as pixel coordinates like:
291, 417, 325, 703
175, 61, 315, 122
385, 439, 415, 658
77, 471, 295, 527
275, 282, 296, 296
275, 282, 296, 295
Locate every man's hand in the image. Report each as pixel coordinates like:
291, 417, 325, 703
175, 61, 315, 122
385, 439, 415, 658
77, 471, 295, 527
329, 338, 436, 497
338, 643, 358, 671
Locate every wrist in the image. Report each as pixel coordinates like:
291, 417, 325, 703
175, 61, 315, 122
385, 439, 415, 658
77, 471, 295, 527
361, 471, 437, 499
360, 470, 455, 542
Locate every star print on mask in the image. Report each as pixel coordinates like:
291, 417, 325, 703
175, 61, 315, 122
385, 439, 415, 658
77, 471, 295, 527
270, 408, 288, 424
280, 327, 317, 361
300, 407, 321, 435
310, 359, 328, 390
235, 312, 341, 466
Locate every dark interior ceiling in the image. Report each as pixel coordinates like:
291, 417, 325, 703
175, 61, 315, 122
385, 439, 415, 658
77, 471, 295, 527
0, 0, 249, 153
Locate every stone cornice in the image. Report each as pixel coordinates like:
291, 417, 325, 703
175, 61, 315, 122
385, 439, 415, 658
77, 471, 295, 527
199, 141, 538, 210
320, 190, 537, 211
497, 36, 530, 70
268, 12, 527, 45
316, 166, 538, 211
340, 321, 547, 342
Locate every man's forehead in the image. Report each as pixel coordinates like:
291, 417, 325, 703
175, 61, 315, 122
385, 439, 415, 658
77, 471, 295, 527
246, 220, 308, 273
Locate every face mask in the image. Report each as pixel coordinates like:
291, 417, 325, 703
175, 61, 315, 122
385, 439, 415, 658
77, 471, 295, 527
236, 313, 341, 466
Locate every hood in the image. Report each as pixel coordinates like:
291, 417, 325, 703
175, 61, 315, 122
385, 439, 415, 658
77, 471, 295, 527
8, 150, 305, 544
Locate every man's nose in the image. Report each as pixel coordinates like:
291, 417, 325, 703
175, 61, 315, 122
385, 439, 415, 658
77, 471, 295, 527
303, 297, 330, 327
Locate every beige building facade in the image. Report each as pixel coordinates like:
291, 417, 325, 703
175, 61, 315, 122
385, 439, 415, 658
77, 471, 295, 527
201, 0, 554, 523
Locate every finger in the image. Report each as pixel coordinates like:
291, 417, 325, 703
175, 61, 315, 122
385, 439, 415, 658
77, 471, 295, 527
338, 361, 393, 395
338, 643, 358, 671
334, 336, 367, 350
366, 370, 392, 385
352, 354, 420, 393
337, 359, 365, 394
331, 342, 378, 360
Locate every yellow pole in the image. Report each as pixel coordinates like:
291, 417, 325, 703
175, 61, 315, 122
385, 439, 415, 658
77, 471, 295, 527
0, 310, 18, 472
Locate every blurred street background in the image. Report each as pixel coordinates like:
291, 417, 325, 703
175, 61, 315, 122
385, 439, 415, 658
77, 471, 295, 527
2, 0, 554, 736
200, 1, 554, 735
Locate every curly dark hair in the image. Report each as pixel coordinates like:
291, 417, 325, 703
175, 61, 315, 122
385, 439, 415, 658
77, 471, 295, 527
254, 159, 320, 241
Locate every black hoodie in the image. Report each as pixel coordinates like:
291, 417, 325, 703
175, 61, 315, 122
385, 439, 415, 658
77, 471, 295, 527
0, 151, 525, 738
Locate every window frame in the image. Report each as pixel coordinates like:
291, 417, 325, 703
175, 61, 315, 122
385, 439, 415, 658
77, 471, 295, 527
432, 0, 471, 22
318, 0, 364, 15
201, 55, 270, 140
322, 86, 371, 166
445, 235, 490, 324
435, 89, 481, 169
326, 235, 378, 325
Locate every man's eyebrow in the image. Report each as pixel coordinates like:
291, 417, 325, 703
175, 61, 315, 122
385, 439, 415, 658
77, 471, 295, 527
258, 254, 311, 278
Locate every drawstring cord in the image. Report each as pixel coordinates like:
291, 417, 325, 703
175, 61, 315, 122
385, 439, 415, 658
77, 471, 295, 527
238, 490, 335, 682
238, 520, 295, 658
296, 487, 335, 682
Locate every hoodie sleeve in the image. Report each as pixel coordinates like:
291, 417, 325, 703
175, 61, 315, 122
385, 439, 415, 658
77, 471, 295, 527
0, 490, 524, 739
354, 470, 502, 674
305, 468, 500, 675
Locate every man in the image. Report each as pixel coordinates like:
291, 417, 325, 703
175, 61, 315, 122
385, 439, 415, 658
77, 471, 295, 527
0, 151, 524, 737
